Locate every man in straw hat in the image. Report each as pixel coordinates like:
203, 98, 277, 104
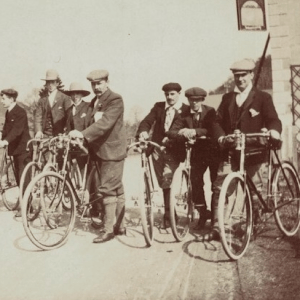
64, 82, 90, 133
34, 69, 71, 138
207, 58, 282, 241
69, 70, 127, 243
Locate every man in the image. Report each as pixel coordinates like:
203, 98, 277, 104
69, 70, 127, 243
0, 89, 31, 217
208, 58, 282, 241
64, 82, 90, 172
136, 83, 189, 228
167, 87, 219, 230
34, 69, 71, 138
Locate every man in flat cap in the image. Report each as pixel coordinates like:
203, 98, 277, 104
0, 89, 30, 216
207, 58, 282, 241
136, 82, 189, 228
167, 87, 219, 230
34, 69, 71, 139
69, 69, 127, 243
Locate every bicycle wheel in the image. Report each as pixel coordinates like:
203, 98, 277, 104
273, 161, 300, 236
169, 168, 191, 242
22, 171, 76, 250
19, 162, 41, 200
139, 169, 154, 246
218, 173, 252, 260
1, 155, 19, 211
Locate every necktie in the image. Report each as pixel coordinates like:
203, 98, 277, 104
192, 112, 200, 128
72, 104, 76, 116
164, 106, 174, 131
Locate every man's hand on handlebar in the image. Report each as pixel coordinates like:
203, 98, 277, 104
178, 128, 196, 140
69, 130, 84, 139
139, 131, 149, 141
35, 131, 44, 139
218, 136, 235, 148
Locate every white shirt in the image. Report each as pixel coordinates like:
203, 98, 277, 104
234, 82, 253, 107
72, 99, 83, 115
190, 106, 202, 121
7, 102, 17, 112
48, 89, 58, 107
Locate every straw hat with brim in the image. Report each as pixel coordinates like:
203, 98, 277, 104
64, 82, 90, 97
41, 69, 60, 81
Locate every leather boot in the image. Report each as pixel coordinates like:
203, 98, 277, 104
114, 194, 126, 235
93, 196, 116, 243
194, 206, 208, 230
161, 188, 170, 229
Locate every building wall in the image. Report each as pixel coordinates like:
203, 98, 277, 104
268, 0, 300, 163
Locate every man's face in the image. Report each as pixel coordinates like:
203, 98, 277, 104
188, 97, 204, 111
234, 71, 254, 91
164, 90, 180, 106
1, 94, 14, 108
91, 80, 108, 96
46, 80, 59, 93
70, 92, 83, 105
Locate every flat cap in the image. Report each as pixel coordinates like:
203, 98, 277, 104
87, 70, 109, 82
185, 87, 207, 99
230, 59, 255, 74
162, 82, 182, 92
1, 88, 18, 98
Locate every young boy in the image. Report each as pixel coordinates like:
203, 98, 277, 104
0, 89, 31, 217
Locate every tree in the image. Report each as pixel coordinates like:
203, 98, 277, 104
209, 55, 272, 95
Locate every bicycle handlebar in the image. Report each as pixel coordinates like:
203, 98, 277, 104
127, 140, 165, 152
26, 138, 51, 151
48, 134, 88, 154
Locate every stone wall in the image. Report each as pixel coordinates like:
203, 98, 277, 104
268, 0, 300, 164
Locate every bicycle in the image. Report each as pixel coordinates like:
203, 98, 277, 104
218, 129, 300, 260
127, 140, 164, 247
169, 137, 207, 242
21, 135, 103, 250
0, 147, 19, 210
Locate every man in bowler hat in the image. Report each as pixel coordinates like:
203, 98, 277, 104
0, 89, 30, 217
167, 87, 219, 230
34, 69, 71, 138
136, 83, 189, 228
69, 70, 127, 243
208, 59, 282, 241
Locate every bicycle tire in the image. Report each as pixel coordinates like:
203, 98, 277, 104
273, 161, 300, 236
139, 169, 154, 247
169, 167, 191, 242
22, 171, 76, 250
1, 155, 19, 211
218, 172, 252, 260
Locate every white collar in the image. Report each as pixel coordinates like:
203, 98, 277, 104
234, 82, 253, 95
8, 102, 17, 112
190, 106, 202, 114
73, 99, 83, 107
165, 100, 182, 111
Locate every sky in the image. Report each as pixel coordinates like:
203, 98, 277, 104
0, 0, 269, 120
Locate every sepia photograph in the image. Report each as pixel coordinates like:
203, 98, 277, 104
0, 0, 299, 299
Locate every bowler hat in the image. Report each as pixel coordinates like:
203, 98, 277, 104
1, 88, 18, 99
87, 70, 109, 82
41, 69, 59, 81
162, 82, 182, 92
230, 59, 255, 74
64, 82, 90, 97
185, 87, 207, 99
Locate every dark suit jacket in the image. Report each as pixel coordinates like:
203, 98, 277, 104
212, 88, 282, 164
213, 88, 282, 139
167, 104, 219, 162
65, 100, 90, 133
2, 104, 30, 156
34, 90, 71, 136
82, 89, 127, 161
136, 101, 189, 161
